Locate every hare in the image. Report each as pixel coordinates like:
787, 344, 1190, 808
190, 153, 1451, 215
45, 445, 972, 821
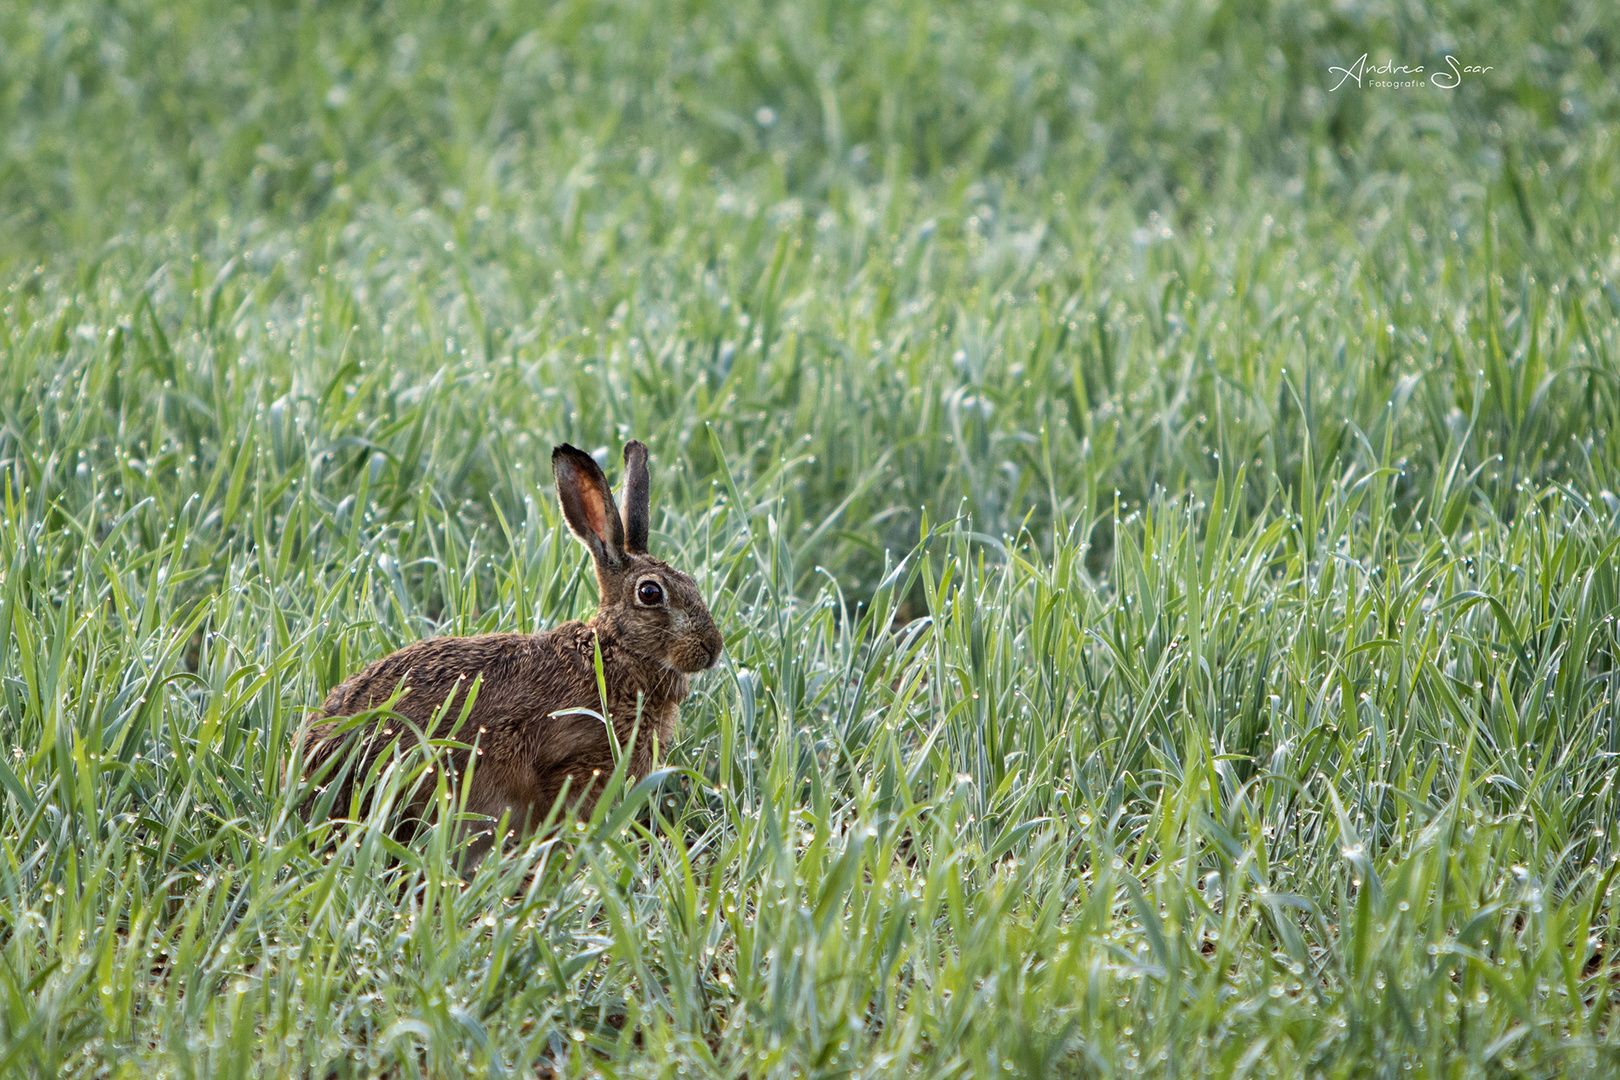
297, 440, 722, 845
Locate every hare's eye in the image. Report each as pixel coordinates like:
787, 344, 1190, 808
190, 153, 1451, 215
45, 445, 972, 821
637, 581, 665, 605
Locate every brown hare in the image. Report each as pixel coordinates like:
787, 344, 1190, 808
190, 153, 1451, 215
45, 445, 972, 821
297, 440, 722, 846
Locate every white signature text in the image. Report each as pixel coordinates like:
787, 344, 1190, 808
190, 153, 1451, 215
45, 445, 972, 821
1328, 54, 1493, 91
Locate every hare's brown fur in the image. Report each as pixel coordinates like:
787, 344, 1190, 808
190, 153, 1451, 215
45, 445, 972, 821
297, 441, 721, 840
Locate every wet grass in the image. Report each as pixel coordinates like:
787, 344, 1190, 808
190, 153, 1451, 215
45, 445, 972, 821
3, 0, 1620, 1075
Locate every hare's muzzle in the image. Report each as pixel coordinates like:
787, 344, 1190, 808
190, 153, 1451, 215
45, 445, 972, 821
678, 620, 723, 672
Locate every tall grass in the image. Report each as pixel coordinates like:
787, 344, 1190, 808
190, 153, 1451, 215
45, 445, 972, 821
3, 0, 1620, 1075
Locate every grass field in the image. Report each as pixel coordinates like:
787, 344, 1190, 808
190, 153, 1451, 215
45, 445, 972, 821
4, 0, 1620, 1075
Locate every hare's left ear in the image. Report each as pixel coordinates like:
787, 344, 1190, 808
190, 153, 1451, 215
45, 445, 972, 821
553, 444, 628, 571
621, 441, 650, 555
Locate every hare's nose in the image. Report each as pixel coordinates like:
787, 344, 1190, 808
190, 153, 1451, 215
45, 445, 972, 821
701, 630, 723, 669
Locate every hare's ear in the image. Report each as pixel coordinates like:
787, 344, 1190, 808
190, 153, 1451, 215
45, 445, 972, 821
552, 444, 627, 570
621, 441, 650, 555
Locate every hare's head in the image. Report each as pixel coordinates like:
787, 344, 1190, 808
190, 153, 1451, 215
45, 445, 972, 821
551, 441, 723, 673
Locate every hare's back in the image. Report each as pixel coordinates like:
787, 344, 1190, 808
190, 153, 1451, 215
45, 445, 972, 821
319, 630, 596, 731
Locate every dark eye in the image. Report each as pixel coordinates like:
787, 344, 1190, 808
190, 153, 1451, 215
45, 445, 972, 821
637, 580, 665, 605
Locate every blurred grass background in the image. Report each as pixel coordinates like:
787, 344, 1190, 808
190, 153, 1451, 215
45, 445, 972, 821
2, 0, 1620, 1075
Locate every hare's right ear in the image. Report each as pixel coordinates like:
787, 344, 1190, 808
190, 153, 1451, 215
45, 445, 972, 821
552, 444, 627, 570
621, 440, 650, 555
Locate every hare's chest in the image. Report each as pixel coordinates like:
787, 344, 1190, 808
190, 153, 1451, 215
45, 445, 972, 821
607, 692, 680, 750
